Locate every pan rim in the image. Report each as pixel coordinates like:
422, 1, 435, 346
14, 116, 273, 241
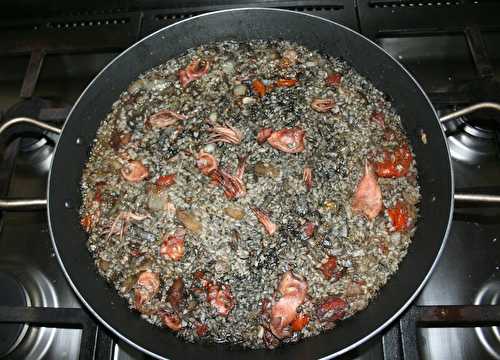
47, 7, 454, 360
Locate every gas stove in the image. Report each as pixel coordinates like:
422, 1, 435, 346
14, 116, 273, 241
1, 1, 500, 359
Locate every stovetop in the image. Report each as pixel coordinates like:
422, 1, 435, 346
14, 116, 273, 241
1, 1, 500, 359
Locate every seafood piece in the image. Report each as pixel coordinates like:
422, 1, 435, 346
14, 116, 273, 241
148, 110, 187, 128
352, 163, 383, 220
208, 125, 243, 145
168, 277, 185, 312
303, 166, 313, 191
104, 211, 149, 241
251, 207, 277, 236
161, 312, 182, 331
277, 271, 308, 300
209, 156, 247, 200
134, 271, 160, 308
178, 59, 209, 87
196, 152, 218, 176
267, 128, 305, 153
121, 160, 149, 182
211, 168, 246, 200
235, 155, 247, 181
160, 228, 186, 261
311, 98, 335, 112
256, 128, 273, 144
270, 271, 308, 338
207, 283, 235, 316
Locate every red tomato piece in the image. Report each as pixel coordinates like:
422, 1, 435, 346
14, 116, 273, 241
252, 79, 266, 97
320, 256, 340, 280
370, 111, 385, 127
195, 323, 209, 337
303, 222, 316, 239
317, 296, 348, 322
291, 313, 310, 331
275, 79, 298, 87
387, 201, 411, 232
325, 72, 342, 87
375, 144, 413, 178
156, 174, 176, 189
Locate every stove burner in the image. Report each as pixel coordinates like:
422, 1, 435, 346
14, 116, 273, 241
0, 261, 59, 359
0, 272, 29, 357
443, 115, 498, 164
474, 280, 500, 359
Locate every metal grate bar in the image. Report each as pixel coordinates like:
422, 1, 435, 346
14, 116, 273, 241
80, 321, 98, 360
464, 26, 494, 79
382, 323, 404, 360
397, 304, 500, 360
20, 49, 45, 99
400, 307, 420, 360
94, 326, 113, 360
417, 304, 500, 326
0, 306, 98, 360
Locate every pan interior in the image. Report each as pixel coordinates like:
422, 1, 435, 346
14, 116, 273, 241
48, 8, 452, 360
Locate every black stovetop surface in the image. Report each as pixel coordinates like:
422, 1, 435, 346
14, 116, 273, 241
1, 2, 500, 359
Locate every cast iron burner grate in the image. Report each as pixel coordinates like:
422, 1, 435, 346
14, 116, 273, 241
1, 302, 499, 359
0, 306, 112, 359
384, 305, 500, 360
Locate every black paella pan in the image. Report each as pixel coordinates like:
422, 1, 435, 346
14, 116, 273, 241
2, 7, 500, 360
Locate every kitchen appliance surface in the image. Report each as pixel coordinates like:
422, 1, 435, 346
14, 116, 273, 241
0, 2, 499, 360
